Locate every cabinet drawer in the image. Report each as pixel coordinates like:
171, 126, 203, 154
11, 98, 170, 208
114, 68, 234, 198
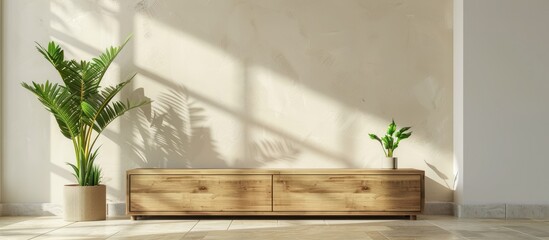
130, 174, 272, 212
273, 174, 422, 212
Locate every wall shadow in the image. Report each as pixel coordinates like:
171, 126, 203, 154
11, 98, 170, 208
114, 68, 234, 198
123, 86, 226, 168
117, 85, 304, 169
136, 68, 356, 168
43, 0, 454, 157
425, 176, 453, 202
239, 138, 301, 168
129, 0, 454, 155
39, 0, 455, 204
424, 159, 450, 189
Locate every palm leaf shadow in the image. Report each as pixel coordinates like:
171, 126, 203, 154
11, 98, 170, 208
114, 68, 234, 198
128, 85, 225, 168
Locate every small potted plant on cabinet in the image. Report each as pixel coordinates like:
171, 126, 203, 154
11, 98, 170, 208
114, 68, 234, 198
369, 119, 412, 169
22, 38, 150, 221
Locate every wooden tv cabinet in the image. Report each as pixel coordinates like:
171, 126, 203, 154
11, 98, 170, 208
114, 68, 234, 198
126, 168, 424, 220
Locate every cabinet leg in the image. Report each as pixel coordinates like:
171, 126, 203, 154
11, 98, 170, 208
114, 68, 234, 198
130, 215, 138, 221
409, 215, 417, 220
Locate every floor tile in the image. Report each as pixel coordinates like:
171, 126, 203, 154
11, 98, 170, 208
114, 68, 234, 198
277, 219, 326, 226
0, 217, 72, 240
190, 220, 231, 232
108, 220, 197, 239
504, 224, 549, 237
1, 215, 548, 240
228, 220, 278, 230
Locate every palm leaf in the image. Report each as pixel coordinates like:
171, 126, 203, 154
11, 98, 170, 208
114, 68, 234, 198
36, 43, 82, 95
66, 162, 80, 183
82, 75, 134, 132
21, 81, 80, 138
95, 99, 150, 133
90, 36, 131, 85
82, 148, 100, 186
35, 42, 65, 69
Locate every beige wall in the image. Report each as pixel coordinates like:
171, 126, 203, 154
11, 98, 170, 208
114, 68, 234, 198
2, 0, 453, 205
0, 0, 3, 202
453, 0, 463, 205
458, 0, 549, 205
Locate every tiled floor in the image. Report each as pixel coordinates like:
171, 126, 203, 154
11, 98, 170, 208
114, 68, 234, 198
1, 215, 549, 240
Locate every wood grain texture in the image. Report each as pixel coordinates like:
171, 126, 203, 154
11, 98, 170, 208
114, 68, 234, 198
273, 174, 422, 212
126, 168, 425, 217
127, 168, 423, 175
129, 174, 272, 212
128, 211, 421, 216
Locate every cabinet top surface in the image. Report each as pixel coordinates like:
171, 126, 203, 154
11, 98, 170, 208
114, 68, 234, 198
127, 168, 424, 175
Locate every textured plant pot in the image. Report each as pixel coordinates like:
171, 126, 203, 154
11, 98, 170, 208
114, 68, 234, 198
64, 184, 106, 221
383, 157, 398, 169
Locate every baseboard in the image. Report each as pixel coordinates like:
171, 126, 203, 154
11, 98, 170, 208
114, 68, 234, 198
0, 203, 126, 217
424, 202, 454, 215
4, 202, 546, 219
1, 202, 454, 217
0, 203, 63, 216
456, 204, 549, 219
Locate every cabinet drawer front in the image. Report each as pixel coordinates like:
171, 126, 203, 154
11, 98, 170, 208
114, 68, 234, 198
130, 175, 272, 212
273, 175, 422, 212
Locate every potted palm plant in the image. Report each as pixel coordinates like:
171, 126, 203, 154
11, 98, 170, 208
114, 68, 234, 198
369, 120, 412, 169
22, 38, 150, 221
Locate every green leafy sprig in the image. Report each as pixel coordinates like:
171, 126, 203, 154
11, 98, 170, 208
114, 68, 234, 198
369, 119, 412, 157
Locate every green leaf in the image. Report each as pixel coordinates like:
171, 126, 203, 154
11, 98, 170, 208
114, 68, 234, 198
399, 132, 412, 139
381, 135, 390, 149
35, 41, 64, 68
387, 119, 397, 136
90, 36, 131, 85
21, 81, 80, 139
82, 148, 100, 186
81, 101, 96, 118
398, 126, 411, 134
369, 133, 381, 141
94, 99, 150, 133
66, 162, 81, 185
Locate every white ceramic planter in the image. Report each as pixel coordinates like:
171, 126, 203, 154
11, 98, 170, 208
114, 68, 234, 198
63, 184, 106, 221
383, 157, 398, 169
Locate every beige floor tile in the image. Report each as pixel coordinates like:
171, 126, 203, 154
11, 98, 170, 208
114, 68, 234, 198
0, 217, 72, 240
451, 228, 539, 240
325, 219, 396, 225
2, 216, 549, 240
108, 220, 197, 239
228, 220, 278, 230
110, 232, 186, 240
180, 231, 208, 240
0, 217, 36, 228
183, 227, 372, 240
380, 225, 454, 237
387, 237, 465, 240
327, 224, 392, 232
190, 220, 231, 232
503, 224, 549, 237
32, 226, 119, 240
277, 219, 326, 226
366, 231, 389, 240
